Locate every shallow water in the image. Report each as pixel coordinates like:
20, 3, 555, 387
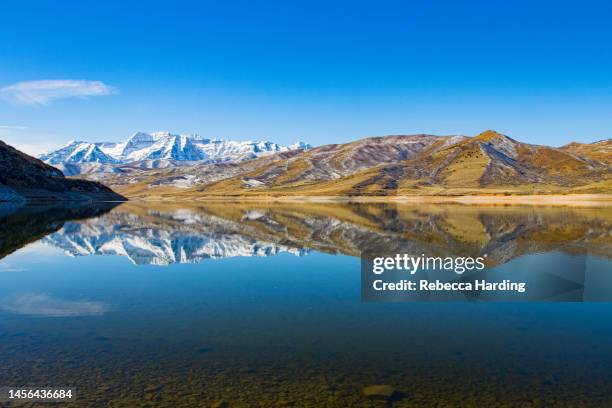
0, 202, 611, 407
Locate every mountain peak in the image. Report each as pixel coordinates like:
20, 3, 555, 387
40, 131, 311, 174
470, 130, 519, 158
127, 131, 157, 143
288, 141, 311, 150
61, 139, 88, 148
473, 130, 511, 142
150, 131, 175, 139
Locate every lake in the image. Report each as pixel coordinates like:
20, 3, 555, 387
0, 202, 611, 407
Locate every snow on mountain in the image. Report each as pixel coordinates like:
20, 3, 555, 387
287, 141, 312, 150
39, 131, 310, 174
39, 140, 119, 165
131, 135, 205, 162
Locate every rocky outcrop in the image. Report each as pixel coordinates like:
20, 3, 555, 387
0, 140, 126, 202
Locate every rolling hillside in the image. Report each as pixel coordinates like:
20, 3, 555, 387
102, 130, 611, 198
560, 139, 612, 165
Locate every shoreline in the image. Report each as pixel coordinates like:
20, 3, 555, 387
122, 193, 612, 207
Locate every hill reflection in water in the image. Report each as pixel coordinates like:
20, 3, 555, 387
4, 201, 607, 266
1, 201, 612, 406
0, 201, 119, 260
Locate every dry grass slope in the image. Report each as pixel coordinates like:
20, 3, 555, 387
108, 130, 612, 199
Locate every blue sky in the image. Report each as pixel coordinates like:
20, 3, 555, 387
1, 0, 612, 154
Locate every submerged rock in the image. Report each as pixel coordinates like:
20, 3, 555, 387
144, 385, 163, 393
361, 384, 397, 400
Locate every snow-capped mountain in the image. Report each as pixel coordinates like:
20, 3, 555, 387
39, 131, 311, 174
39, 140, 119, 165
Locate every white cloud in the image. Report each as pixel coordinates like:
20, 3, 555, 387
0, 79, 118, 105
1, 293, 109, 317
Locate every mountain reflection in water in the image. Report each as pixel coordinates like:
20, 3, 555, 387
0, 201, 119, 260
1, 201, 612, 406
3, 201, 610, 266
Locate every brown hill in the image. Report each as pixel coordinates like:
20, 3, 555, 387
0, 202, 119, 259
560, 139, 612, 165
391, 130, 609, 192
104, 130, 611, 198
0, 140, 126, 202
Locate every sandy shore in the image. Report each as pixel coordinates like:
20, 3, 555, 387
125, 194, 612, 207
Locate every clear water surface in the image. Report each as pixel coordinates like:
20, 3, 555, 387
0, 202, 611, 407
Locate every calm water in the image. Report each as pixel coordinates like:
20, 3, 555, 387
0, 202, 611, 407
